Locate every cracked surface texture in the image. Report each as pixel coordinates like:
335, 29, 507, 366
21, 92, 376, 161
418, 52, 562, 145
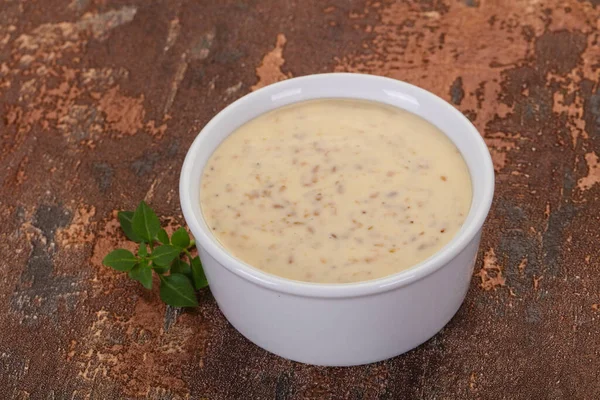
1, 0, 599, 398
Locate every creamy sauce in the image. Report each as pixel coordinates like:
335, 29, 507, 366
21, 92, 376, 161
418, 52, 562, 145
200, 99, 472, 283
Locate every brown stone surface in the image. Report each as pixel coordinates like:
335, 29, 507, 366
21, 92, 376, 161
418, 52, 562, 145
1, 0, 599, 398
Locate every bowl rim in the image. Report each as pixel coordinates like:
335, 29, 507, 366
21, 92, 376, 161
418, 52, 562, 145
179, 73, 494, 298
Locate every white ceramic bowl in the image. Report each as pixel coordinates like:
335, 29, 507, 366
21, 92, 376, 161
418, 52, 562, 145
180, 73, 494, 366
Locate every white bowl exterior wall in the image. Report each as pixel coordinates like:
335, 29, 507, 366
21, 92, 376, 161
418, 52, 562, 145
200, 231, 480, 366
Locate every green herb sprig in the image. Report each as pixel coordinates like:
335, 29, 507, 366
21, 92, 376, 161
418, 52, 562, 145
103, 201, 207, 307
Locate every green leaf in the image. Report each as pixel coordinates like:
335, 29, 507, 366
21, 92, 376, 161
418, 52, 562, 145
156, 228, 170, 244
159, 274, 198, 307
129, 260, 153, 289
138, 242, 148, 257
118, 211, 143, 242
191, 256, 209, 289
103, 249, 138, 271
148, 245, 180, 266
152, 262, 170, 274
171, 227, 190, 249
132, 201, 161, 243
171, 258, 191, 278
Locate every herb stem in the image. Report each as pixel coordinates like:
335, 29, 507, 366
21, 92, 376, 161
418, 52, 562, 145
183, 248, 193, 263
188, 239, 196, 249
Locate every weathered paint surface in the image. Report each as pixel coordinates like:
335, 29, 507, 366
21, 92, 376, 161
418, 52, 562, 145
1, 0, 599, 398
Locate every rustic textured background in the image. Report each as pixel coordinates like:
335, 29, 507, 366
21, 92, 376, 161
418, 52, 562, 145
1, 0, 599, 398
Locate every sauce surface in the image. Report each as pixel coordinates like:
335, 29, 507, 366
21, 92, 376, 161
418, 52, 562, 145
200, 99, 472, 283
